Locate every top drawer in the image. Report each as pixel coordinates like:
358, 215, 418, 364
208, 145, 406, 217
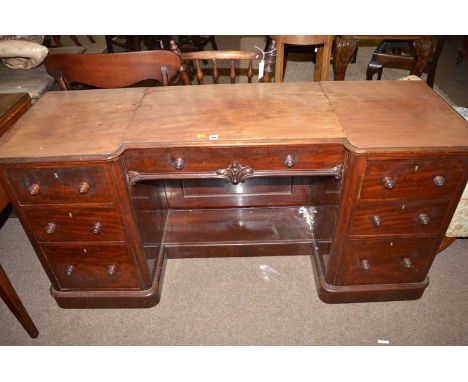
359, 159, 466, 200
6, 165, 115, 205
124, 144, 345, 175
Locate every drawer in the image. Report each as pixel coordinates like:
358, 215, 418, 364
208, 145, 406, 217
25, 206, 126, 242
359, 159, 466, 200
41, 243, 140, 290
349, 199, 450, 236
6, 165, 115, 205
124, 144, 345, 174
336, 237, 437, 286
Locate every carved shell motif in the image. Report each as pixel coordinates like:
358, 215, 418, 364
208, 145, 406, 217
216, 161, 254, 185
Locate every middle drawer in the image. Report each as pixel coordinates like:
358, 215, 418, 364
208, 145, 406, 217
25, 206, 126, 242
124, 144, 345, 174
349, 199, 450, 236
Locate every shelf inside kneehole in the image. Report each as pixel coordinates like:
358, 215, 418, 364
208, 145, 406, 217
130, 175, 340, 263
163, 206, 334, 245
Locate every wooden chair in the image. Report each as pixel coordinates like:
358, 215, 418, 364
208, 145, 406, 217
45, 50, 182, 90
270, 35, 333, 82
367, 36, 447, 87
170, 39, 276, 84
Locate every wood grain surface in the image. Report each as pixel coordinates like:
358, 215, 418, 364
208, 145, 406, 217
0, 83, 342, 160
0, 81, 466, 162
321, 80, 468, 150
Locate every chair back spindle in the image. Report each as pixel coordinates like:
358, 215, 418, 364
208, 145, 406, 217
171, 39, 276, 85
212, 59, 219, 84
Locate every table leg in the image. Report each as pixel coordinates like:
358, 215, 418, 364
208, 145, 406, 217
274, 42, 285, 82
0, 264, 39, 338
411, 38, 433, 77
315, 46, 323, 81
333, 37, 359, 80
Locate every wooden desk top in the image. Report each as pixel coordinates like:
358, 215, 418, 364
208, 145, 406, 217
0, 81, 466, 162
321, 81, 468, 151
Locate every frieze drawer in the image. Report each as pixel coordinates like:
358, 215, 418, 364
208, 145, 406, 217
124, 144, 345, 175
6, 165, 115, 205
40, 243, 140, 290
25, 206, 126, 242
336, 237, 437, 286
349, 199, 450, 236
359, 159, 466, 200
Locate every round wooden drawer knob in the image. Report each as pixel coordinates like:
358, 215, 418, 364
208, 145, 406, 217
382, 176, 395, 189
91, 222, 102, 234
44, 222, 56, 234
401, 257, 412, 269
371, 215, 382, 227
433, 176, 445, 187
28, 183, 41, 196
360, 258, 370, 271
173, 158, 185, 170
107, 264, 117, 276
418, 213, 430, 225
65, 265, 75, 276
284, 155, 296, 168
78, 181, 90, 194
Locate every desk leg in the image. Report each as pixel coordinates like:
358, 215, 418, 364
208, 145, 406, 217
0, 265, 39, 338
333, 37, 359, 80
411, 38, 433, 77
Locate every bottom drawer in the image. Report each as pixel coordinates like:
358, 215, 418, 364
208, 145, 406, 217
336, 237, 438, 286
41, 243, 141, 290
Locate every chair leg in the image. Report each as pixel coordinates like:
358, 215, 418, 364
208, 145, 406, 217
425, 36, 447, 88
87, 35, 96, 44
410, 38, 433, 77
366, 61, 383, 80
332, 37, 359, 80
192, 36, 203, 51
351, 47, 358, 63
129, 36, 141, 51
320, 38, 332, 81
264, 36, 271, 52
105, 36, 114, 53
274, 42, 285, 82
377, 66, 383, 80
0, 265, 38, 338
315, 46, 323, 81
52, 36, 63, 47
283, 46, 288, 79
70, 35, 82, 46
209, 35, 218, 50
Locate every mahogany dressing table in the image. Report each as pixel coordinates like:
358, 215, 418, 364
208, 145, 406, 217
0, 81, 466, 308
